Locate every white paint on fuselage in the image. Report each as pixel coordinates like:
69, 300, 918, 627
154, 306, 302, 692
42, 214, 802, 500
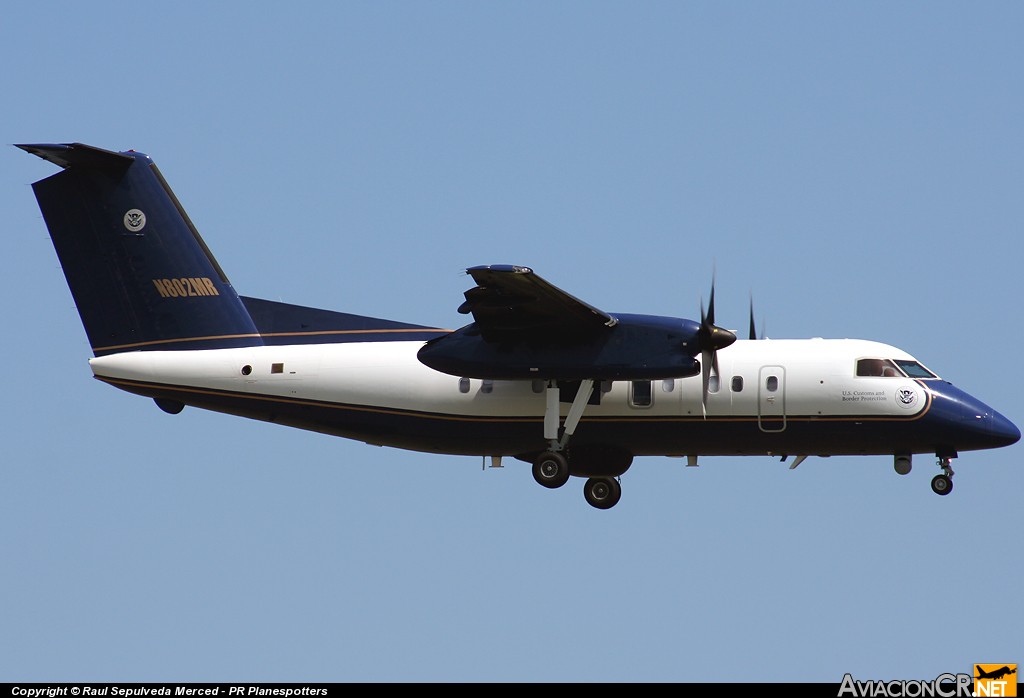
88, 338, 936, 422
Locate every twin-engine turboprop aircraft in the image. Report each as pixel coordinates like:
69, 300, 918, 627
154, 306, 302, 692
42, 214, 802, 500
19, 142, 1020, 509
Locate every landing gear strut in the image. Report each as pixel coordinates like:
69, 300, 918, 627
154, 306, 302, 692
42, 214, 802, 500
532, 378, 624, 509
930, 456, 955, 496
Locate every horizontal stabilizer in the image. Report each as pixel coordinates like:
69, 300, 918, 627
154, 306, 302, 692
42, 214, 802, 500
16, 142, 134, 170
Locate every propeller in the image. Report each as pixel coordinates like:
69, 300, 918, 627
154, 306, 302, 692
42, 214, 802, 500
698, 274, 737, 414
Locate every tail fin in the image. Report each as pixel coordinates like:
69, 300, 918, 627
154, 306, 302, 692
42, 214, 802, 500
19, 143, 262, 356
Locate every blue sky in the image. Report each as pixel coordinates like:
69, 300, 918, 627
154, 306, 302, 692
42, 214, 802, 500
2, 2, 1021, 682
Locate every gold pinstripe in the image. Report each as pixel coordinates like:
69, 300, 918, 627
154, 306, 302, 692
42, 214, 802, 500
95, 376, 933, 425
92, 328, 451, 353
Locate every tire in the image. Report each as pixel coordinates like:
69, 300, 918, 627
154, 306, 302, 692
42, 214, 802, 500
584, 477, 621, 509
533, 451, 570, 489
930, 474, 953, 496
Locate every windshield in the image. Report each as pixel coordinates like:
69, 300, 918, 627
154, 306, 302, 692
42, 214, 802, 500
856, 358, 939, 379
894, 359, 938, 379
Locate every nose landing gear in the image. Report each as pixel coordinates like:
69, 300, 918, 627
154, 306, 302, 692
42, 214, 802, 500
930, 456, 955, 496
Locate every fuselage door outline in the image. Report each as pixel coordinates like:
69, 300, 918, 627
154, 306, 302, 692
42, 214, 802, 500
758, 365, 786, 433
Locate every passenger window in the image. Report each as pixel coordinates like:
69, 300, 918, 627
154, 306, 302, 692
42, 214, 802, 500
662, 378, 675, 393
531, 379, 544, 394
481, 379, 494, 394
731, 376, 744, 392
708, 375, 720, 393
458, 377, 470, 394
766, 375, 779, 392
631, 380, 653, 407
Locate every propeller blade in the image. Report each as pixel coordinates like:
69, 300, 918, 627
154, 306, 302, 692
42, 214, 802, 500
701, 348, 711, 417
697, 272, 736, 416
707, 272, 716, 327
748, 293, 757, 341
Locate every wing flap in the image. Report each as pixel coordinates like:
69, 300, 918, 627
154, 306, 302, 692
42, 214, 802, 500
460, 265, 616, 342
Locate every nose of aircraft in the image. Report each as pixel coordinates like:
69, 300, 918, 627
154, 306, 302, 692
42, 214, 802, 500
957, 394, 1020, 448
987, 409, 1021, 448
928, 383, 1020, 450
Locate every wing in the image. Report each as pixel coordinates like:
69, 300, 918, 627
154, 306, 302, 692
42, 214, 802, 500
418, 265, 702, 380
457, 265, 617, 343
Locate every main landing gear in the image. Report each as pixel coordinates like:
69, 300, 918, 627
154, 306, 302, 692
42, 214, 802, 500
532, 451, 570, 489
930, 456, 955, 496
583, 476, 621, 509
536, 448, 622, 507
530, 378, 627, 510
532, 449, 623, 510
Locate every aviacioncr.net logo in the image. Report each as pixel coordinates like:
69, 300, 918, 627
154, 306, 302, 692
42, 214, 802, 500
838, 673, 973, 697
974, 665, 1017, 697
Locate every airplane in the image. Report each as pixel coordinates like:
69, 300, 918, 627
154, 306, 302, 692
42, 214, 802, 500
976, 666, 1017, 681
18, 142, 1021, 509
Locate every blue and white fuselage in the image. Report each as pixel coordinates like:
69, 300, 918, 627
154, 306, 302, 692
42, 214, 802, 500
20, 142, 1018, 509
88, 337, 1017, 461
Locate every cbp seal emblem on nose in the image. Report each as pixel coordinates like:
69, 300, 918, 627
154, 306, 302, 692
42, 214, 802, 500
124, 209, 146, 232
897, 387, 918, 408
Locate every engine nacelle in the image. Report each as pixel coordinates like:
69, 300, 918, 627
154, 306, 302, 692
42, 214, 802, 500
417, 313, 703, 380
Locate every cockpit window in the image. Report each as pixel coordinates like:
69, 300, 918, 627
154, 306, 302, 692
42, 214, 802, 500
856, 358, 940, 379
856, 358, 903, 377
894, 359, 938, 379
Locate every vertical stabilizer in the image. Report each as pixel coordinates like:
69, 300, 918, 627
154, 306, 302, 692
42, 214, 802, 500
19, 143, 262, 356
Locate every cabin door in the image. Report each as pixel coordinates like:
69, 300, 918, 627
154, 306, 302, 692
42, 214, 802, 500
758, 365, 786, 432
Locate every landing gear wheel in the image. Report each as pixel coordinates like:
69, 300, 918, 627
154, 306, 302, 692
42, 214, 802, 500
931, 474, 953, 496
584, 477, 621, 509
533, 451, 570, 489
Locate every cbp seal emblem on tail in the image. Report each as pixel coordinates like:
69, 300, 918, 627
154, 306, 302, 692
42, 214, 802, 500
124, 208, 146, 232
